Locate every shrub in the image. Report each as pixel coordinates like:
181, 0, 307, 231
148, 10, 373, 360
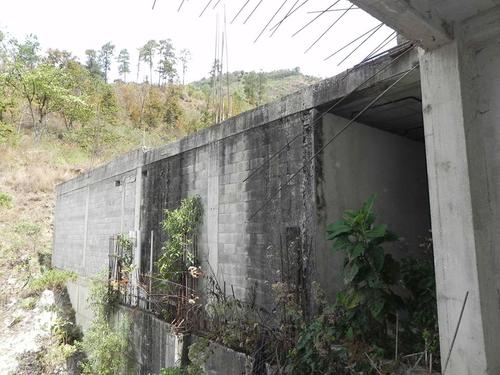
20, 296, 37, 310
287, 196, 405, 373
15, 220, 41, 237
29, 269, 77, 293
0, 121, 16, 145
400, 245, 439, 360
79, 276, 131, 375
327, 195, 401, 345
158, 196, 203, 281
0, 192, 12, 208
79, 317, 130, 375
286, 306, 348, 375
52, 315, 81, 345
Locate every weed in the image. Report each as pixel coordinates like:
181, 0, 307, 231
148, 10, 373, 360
20, 296, 38, 310
78, 275, 132, 375
29, 269, 77, 294
15, 220, 41, 237
0, 121, 17, 145
0, 191, 13, 208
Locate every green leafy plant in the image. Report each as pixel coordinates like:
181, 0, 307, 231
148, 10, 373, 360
327, 195, 401, 346
116, 234, 135, 277
79, 276, 131, 375
287, 196, 405, 373
14, 220, 41, 237
52, 315, 80, 345
400, 236, 439, 361
186, 337, 210, 375
87, 273, 120, 319
159, 368, 182, 375
20, 296, 37, 310
0, 191, 13, 208
79, 317, 130, 375
157, 196, 203, 281
0, 121, 16, 145
29, 269, 77, 293
286, 305, 347, 375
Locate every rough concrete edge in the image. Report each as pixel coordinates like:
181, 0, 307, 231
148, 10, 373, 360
56, 148, 146, 196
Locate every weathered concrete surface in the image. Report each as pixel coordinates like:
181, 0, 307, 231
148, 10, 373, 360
419, 11, 500, 373
53, 47, 432, 373
53, 149, 143, 277
115, 307, 180, 375
316, 113, 430, 294
350, 0, 452, 49
119, 307, 258, 375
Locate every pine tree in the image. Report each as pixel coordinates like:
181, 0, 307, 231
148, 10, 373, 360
99, 42, 115, 83
116, 49, 131, 82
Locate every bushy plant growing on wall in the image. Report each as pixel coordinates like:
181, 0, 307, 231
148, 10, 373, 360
157, 196, 203, 281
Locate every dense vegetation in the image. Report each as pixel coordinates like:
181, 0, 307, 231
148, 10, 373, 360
0, 31, 318, 165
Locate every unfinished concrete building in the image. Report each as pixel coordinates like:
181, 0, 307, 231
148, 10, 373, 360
53, 2, 500, 374
54, 44, 431, 373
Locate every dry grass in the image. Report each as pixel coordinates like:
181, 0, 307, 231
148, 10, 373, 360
5, 165, 73, 194
0, 135, 84, 320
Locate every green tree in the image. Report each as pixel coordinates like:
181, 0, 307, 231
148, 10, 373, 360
243, 71, 266, 106
7, 62, 86, 141
0, 72, 18, 122
140, 40, 158, 83
163, 86, 183, 128
158, 39, 176, 85
44, 49, 75, 68
116, 49, 130, 82
99, 42, 115, 83
58, 61, 94, 129
85, 49, 102, 78
11, 34, 40, 69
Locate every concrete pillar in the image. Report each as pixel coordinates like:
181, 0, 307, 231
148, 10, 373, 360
207, 142, 220, 277
132, 166, 143, 305
420, 9, 500, 374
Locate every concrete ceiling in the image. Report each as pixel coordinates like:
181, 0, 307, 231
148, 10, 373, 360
429, 0, 500, 22
351, 0, 500, 48
326, 74, 425, 142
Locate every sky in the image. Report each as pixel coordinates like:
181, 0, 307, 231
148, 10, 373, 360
0, 0, 395, 83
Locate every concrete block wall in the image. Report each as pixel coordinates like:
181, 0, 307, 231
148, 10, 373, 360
51, 50, 431, 372
139, 112, 308, 306
53, 149, 144, 277
117, 306, 256, 375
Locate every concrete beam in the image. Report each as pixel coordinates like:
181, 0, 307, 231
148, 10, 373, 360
350, 0, 452, 49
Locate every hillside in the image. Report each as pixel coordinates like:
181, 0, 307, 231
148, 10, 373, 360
0, 60, 319, 372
